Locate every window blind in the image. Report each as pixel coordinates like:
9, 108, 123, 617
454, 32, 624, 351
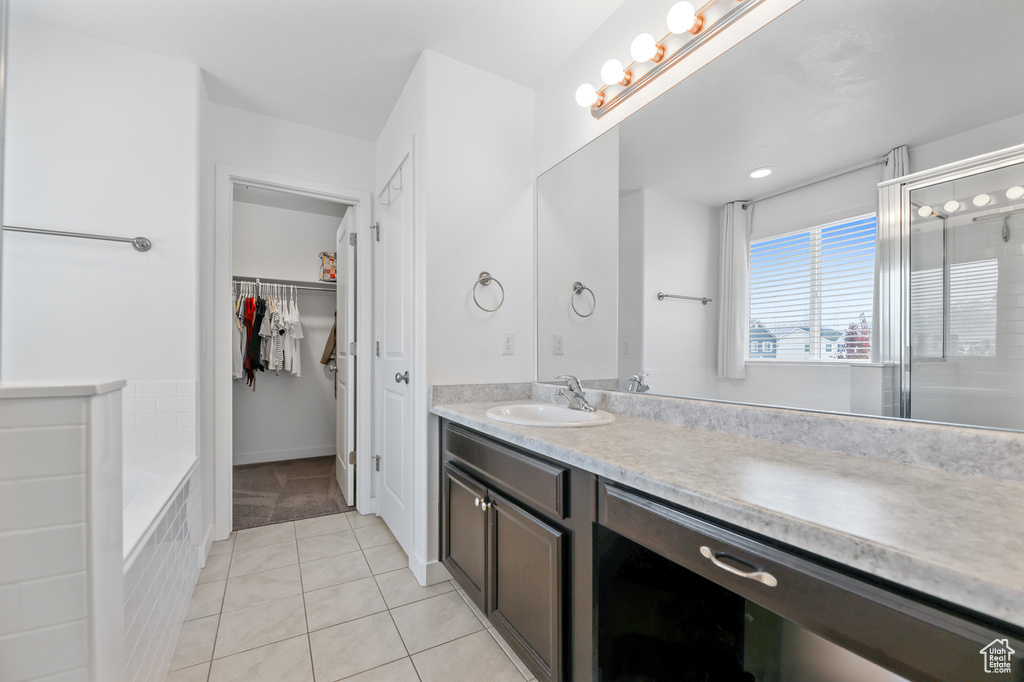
749, 214, 876, 361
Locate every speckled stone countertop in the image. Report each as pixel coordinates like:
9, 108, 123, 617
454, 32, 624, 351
431, 396, 1024, 630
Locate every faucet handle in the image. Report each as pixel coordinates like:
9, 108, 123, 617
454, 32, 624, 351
555, 375, 584, 393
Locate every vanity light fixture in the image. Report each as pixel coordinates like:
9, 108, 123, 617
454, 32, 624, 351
917, 205, 933, 218
749, 167, 773, 179
944, 200, 961, 213
1007, 186, 1024, 200
576, 0, 759, 118
973, 193, 991, 207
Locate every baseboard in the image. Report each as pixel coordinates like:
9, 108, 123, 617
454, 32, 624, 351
200, 522, 215, 567
409, 552, 453, 586
232, 445, 336, 466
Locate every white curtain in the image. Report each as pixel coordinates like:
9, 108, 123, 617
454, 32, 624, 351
718, 201, 751, 379
872, 145, 908, 363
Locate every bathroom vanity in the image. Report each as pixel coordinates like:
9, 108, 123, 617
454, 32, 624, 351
434, 385, 1024, 682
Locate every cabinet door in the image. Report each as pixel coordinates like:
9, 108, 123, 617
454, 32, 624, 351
489, 490, 564, 682
441, 463, 489, 612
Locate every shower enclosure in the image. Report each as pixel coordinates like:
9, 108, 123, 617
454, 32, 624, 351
884, 145, 1024, 430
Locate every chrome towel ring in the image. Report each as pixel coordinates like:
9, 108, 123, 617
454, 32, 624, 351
473, 271, 505, 312
572, 281, 596, 317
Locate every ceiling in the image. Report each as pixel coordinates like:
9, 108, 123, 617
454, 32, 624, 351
617, 0, 1024, 206
10, 0, 628, 142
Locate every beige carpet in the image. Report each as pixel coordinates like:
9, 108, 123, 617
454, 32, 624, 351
232, 455, 354, 531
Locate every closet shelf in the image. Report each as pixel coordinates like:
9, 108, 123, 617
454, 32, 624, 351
233, 275, 336, 292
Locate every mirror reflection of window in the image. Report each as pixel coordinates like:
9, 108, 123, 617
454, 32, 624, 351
748, 214, 876, 362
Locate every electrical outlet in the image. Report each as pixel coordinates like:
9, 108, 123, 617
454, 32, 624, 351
502, 332, 514, 355
554, 333, 565, 355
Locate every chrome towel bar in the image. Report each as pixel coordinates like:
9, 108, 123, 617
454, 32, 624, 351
3, 224, 152, 252
657, 292, 712, 305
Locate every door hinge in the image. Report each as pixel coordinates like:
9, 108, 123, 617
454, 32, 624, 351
374, 455, 381, 472
372, 222, 380, 241
349, 341, 357, 356
376, 341, 380, 356
349, 233, 357, 246
348, 450, 356, 466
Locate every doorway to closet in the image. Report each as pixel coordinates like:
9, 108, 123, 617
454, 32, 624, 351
230, 185, 352, 530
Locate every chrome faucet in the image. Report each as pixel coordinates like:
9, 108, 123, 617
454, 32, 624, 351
627, 372, 650, 393
555, 375, 596, 412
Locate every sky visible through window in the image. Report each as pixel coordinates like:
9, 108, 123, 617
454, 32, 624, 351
750, 214, 876, 359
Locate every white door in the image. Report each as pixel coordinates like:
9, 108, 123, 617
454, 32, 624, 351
335, 208, 357, 506
374, 159, 413, 550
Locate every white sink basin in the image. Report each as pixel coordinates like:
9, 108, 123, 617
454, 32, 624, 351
485, 403, 615, 427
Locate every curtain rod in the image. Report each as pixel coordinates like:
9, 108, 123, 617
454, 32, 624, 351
742, 156, 887, 209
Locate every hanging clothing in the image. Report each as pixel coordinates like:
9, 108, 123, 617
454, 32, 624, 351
233, 282, 304, 388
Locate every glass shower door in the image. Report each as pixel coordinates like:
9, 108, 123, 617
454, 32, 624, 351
908, 161, 1024, 430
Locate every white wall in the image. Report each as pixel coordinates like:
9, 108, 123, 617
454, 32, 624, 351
909, 112, 1024, 174
618, 191, 644, 384
641, 189, 719, 382
424, 53, 536, 386
231, 201, 343, 282
230, 200, 340, 465
2, 18, 199, 384
537, 128, 620, 383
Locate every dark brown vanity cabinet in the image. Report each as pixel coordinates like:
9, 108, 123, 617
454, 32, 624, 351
441, 421, 593, 682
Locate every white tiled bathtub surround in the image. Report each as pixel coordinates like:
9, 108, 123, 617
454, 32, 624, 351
124, 463, 202, 682
0, 381, 126, 682
123, 380, 197, 460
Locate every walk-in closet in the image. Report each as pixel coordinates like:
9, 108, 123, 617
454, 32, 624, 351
230, 185, 351, 530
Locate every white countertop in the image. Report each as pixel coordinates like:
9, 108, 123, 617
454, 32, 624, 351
0, 379, 127, 399
432, 398, 1024, 630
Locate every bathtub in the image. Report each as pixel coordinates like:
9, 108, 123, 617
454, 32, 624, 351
122, 456, 201, 682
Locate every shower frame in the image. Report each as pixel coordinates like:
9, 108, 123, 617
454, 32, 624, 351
878, 141, 1024, 421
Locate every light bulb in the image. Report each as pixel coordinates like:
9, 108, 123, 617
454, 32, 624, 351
601, 59, 628, 86
1007, 186, 1024, 200
944, 200, 961, 213
575, 83, 600, 108
918, 205, 933, 218
631, 33, 660, 63
667, 1, 701, 34
749, 167, 773, 179
973, 193, 991, 207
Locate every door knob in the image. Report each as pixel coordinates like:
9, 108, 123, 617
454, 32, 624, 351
395, 371, 409, 384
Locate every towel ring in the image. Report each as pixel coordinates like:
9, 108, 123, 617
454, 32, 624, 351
473, 271, 505, 312
571, 281, 596, 318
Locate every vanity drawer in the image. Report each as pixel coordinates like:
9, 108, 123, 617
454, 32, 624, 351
442, 423, 567, 519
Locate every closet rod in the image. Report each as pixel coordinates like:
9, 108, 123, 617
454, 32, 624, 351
2, 224, 152, 251
233, 276, 336, 293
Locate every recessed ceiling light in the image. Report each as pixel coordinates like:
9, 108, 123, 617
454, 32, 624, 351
749, 167, 773, 179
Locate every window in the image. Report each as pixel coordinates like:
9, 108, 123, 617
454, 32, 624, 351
749, 214, 876, 361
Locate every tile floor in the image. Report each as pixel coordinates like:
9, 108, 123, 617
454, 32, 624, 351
167, 511, 537, 682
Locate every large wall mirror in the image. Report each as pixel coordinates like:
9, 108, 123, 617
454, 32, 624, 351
537, 0, 1024, 431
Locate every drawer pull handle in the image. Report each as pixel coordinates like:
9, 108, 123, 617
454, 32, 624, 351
700, 546, 778, 587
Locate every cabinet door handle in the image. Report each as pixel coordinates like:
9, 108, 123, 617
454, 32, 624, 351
699, 546, 778, 587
